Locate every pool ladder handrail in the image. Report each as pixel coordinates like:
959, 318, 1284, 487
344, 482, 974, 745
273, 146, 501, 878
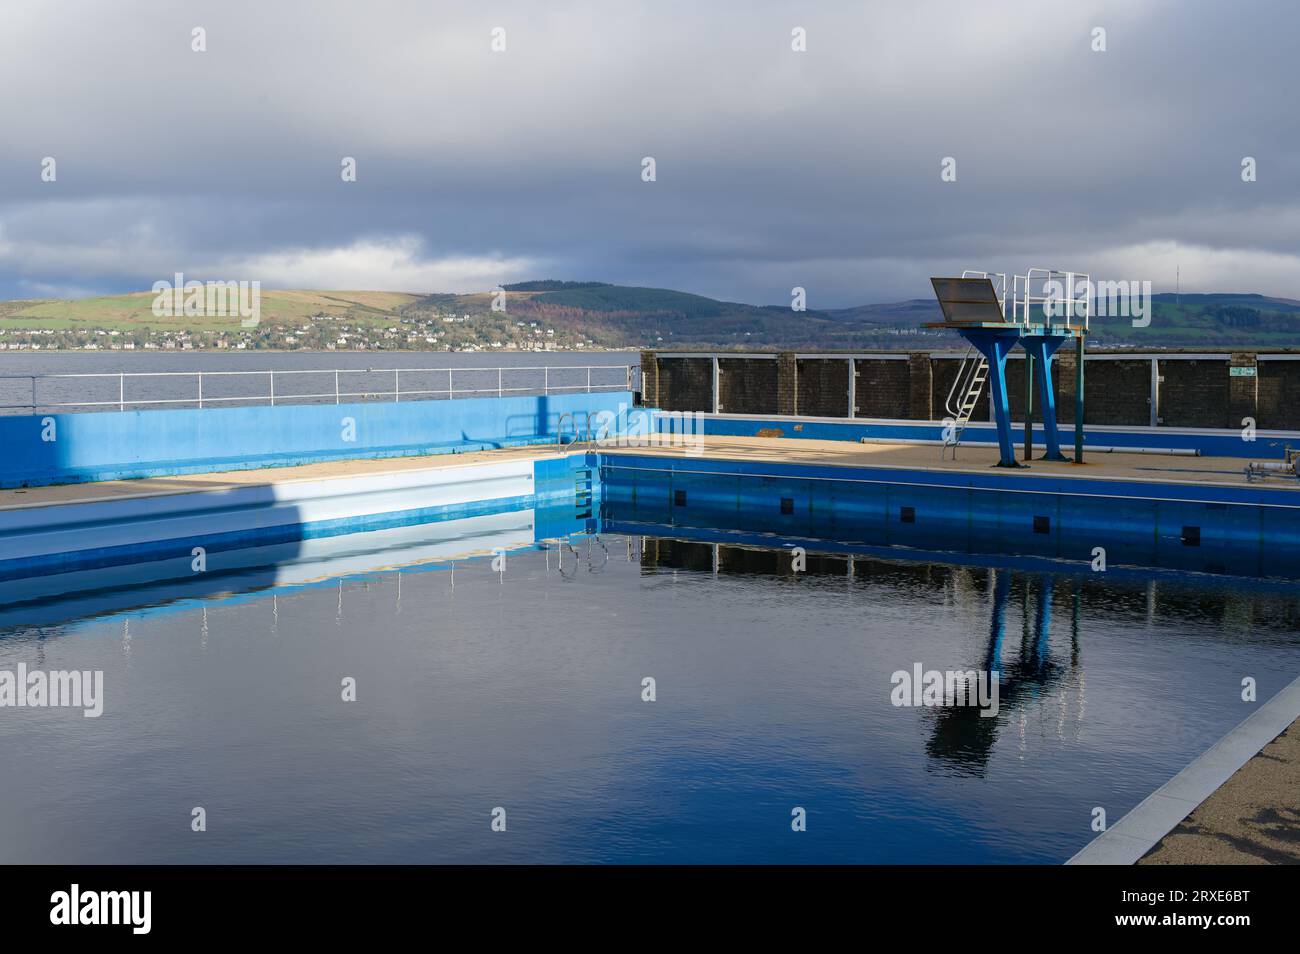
555, 534, 608, 576
557, 411, 594, 449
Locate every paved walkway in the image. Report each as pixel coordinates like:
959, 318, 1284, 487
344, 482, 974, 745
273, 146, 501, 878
602, 435, 1293, 490
1139, 717, 1300, 865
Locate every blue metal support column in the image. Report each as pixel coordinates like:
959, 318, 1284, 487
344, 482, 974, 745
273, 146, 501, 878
1021, 334, 1071, 462
956, 329, 1022, 467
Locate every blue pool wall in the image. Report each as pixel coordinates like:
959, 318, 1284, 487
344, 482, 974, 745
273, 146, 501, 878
1, 452, 599, 589
599, 452, 1300, 578
0, 391, 634, 488
661, 413, 1297, 460
6, 436, 1300, 591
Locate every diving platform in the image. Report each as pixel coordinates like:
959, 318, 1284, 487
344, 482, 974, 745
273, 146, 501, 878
928, 269, 1091, 468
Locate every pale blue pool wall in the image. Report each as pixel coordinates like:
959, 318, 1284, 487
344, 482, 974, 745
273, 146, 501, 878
0, 391, 634, 489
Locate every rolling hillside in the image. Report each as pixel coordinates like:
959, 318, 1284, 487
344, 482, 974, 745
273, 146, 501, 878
0, 290, 420, 330
1, 282, 1298, 351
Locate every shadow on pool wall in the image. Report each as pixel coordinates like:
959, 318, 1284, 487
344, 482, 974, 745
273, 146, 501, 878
0, 390, 632, 488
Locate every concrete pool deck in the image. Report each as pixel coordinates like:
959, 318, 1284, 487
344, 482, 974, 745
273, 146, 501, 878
1070, 675, 1300, 865
600, 435, 1300, 491
1, 435, 1294, 515
1139, 717, 1300, 865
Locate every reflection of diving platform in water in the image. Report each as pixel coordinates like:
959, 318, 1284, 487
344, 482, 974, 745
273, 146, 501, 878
925, 569, 1083, 776
929, 269, 1091, 468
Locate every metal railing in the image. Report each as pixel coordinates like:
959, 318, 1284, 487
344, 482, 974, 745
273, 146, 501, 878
0, 364, 635, 414
557, 411, 595, 448
961, 269, 1009, 314
960, 267, 1091, 332
1012, 267, 1091, 332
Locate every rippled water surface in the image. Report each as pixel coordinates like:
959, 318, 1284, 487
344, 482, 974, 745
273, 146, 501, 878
2, 515, 1298, 864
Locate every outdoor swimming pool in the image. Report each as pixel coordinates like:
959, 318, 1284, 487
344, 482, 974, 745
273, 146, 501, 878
2, 501, 1298, 864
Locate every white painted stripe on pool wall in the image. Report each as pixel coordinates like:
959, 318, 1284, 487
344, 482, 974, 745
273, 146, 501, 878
4, 509, 539, 607
1067, 672, 1300, 865
0, 458, 537, 561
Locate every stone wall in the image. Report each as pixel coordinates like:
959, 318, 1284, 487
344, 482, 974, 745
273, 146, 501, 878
640, 350, 1300, 430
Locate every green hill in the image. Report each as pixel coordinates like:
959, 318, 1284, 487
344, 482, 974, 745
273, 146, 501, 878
1086, 293, 1300, 348
0, 290, 420, 331
2, 284, 1298, 351
414, 284, 953, 349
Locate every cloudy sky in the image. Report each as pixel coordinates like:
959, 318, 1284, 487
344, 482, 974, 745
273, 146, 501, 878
0, 0, 1295, 307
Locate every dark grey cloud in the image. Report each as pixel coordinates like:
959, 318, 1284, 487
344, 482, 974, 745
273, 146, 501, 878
1, 0, 1296, 306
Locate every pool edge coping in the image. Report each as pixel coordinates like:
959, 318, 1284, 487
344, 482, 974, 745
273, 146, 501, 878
1065, 672, 1300, 865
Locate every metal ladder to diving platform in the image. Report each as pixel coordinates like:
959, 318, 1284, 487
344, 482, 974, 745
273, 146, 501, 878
943, 346, 988, 459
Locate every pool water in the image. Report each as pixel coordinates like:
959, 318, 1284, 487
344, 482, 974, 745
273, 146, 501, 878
2, 505, 1298, 864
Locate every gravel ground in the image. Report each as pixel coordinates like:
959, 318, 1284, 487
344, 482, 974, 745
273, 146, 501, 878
1140, 718, 1300, 864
